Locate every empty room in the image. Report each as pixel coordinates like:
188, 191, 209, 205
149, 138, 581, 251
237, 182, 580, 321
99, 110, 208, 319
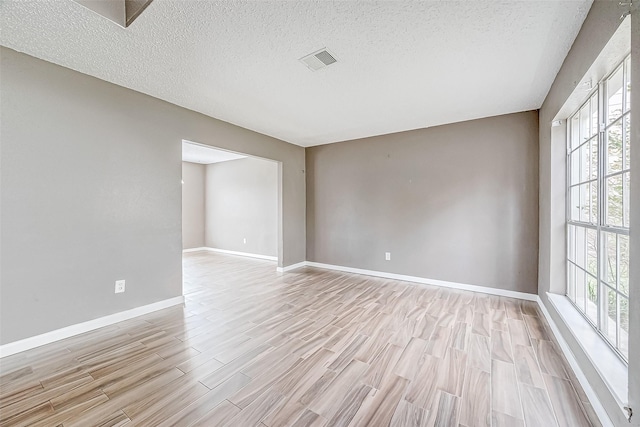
0, 1, 638, 426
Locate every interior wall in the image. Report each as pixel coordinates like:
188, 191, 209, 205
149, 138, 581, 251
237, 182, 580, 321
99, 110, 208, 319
182, 161, 205, 249
307, 111, 539, 294
0, 47, 306, 345
537, 2, 634, 425
205, 157, 278, 257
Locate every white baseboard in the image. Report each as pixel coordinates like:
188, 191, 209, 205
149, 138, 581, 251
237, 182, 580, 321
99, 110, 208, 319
276, 261, 308, 273
536, 296, 614, 427
0, 295, 185, 359
182, 247, 208, 253
304, 261, 538, 301
184, 247, 277, 261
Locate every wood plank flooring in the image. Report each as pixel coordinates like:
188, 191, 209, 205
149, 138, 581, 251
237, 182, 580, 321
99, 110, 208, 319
0, 251, 599, 426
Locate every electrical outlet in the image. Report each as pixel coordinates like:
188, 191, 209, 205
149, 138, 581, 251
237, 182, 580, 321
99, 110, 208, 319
243, 238, 247, 244
115, 280, 125, 294
385, 252, 391, 261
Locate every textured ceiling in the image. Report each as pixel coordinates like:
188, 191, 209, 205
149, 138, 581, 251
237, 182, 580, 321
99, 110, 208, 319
0, 0, 592, 147
182, 141, 247, 164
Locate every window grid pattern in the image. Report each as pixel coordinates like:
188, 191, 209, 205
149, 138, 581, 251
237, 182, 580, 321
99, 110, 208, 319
567, 56, 631, 361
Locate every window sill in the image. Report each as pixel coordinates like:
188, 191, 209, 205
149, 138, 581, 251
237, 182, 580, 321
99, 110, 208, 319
546, 292, 628, 407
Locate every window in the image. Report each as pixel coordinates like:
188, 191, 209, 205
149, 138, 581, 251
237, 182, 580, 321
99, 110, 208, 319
567, 55, 631, 361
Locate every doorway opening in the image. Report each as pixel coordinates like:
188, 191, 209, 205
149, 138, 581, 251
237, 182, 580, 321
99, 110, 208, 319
181, 139, 281, 269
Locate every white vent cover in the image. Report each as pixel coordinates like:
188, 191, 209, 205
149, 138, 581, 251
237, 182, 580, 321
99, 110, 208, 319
299, 48, 338, 71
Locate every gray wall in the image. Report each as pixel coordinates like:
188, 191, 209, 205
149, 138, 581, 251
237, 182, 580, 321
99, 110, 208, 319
205, 157, 278, 257
0, 47, 305, 345
307, 111, 539, 294
538, 2, 638, 425
182, 161, 205, 249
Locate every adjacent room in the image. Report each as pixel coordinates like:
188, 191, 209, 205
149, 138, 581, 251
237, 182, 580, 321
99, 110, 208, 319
0, 1, 638, 426
181, 141, 279, 262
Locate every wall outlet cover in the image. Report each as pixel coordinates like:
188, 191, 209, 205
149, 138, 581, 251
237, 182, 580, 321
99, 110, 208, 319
115, 280, 126, 294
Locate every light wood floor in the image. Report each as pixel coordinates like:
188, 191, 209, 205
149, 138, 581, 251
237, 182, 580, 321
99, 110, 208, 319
0, 251, 599, 427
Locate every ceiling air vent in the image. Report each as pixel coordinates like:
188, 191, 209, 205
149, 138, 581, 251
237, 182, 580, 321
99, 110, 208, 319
299, 48, 338, 71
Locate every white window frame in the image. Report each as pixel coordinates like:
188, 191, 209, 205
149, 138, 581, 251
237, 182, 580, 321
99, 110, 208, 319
566, 54, 631, 363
